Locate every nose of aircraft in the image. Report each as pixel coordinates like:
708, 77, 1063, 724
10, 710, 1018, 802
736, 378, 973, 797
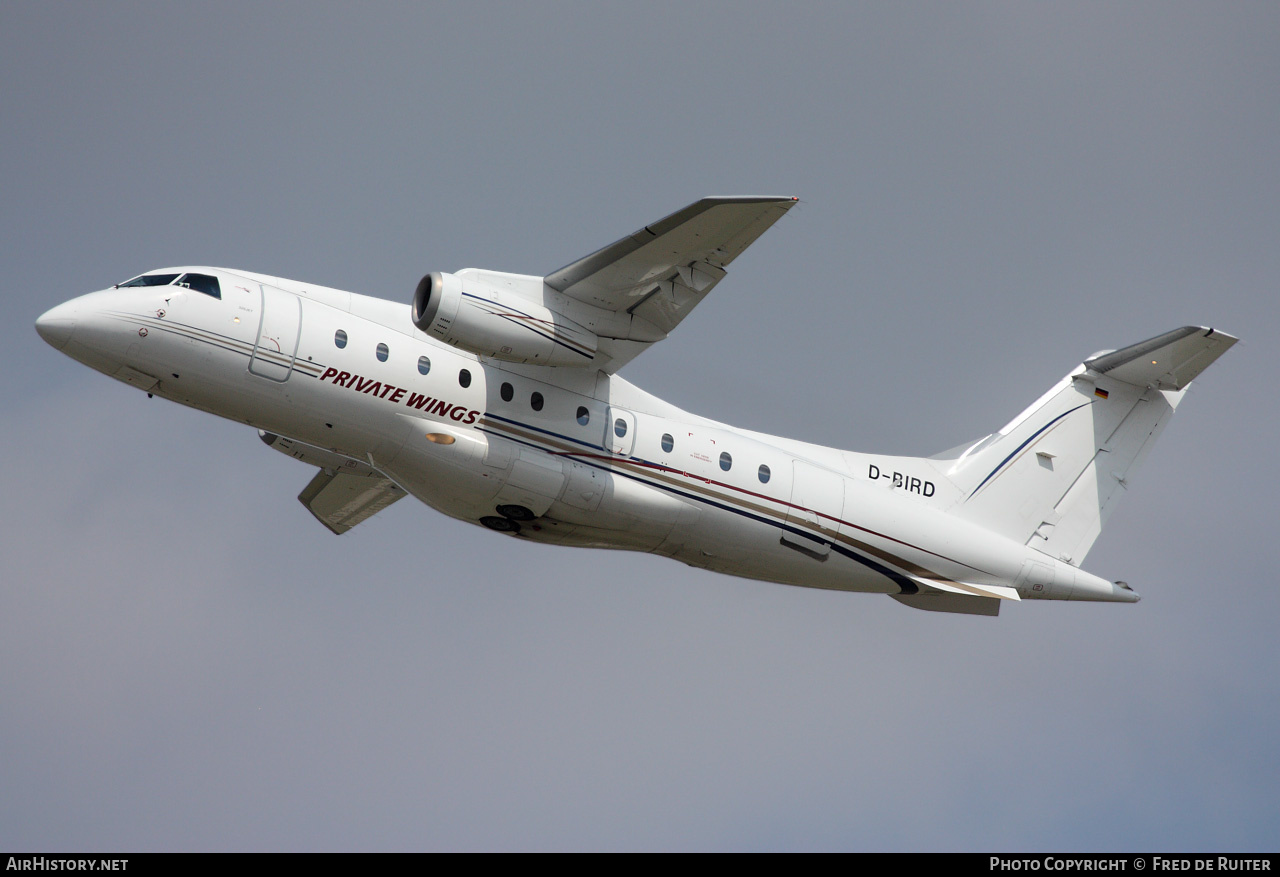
35, 299, 79, 350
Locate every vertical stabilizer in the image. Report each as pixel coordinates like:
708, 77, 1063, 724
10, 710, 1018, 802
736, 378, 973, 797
940, 327, 1236, 566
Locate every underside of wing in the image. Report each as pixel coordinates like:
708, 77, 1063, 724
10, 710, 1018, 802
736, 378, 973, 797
544, 196, 797, 372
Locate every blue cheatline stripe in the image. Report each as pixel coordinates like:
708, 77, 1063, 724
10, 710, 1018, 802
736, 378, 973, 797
476, 424, 921, 595
966, 402, 1091, 500
460, 292, 593, 359
482, 411, 607, 453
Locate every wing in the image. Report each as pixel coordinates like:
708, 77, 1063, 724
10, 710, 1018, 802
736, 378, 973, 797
545, 196, 797, 372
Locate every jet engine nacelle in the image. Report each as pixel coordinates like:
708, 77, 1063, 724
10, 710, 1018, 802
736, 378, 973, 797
411, 272, 599, 367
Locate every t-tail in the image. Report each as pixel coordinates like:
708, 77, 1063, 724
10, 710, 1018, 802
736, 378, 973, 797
941, 326, 1237, 568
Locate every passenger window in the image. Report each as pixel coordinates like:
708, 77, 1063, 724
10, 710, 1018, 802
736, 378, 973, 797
376, 343, 389, 362
417, 355, 430, 375
459, 369, 471, 388
500, 382, 513, 402
719, 452, 732, 471
661, 434, 674, 453
614, 418, 627, 438
531, 392, 544, 411
576, 406, 590, 426
177, 273, 221, 299
758, 464, 771, 484
334, 329, 348, 349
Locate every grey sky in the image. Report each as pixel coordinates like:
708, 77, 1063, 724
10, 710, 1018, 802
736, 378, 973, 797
3, 2, 1277, 851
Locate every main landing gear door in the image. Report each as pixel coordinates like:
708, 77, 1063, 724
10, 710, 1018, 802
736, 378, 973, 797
248, 284, 302, 382
605, 407, 636, 457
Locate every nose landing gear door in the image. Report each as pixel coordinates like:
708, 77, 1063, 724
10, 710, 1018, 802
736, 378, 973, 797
248, 284, 302, 382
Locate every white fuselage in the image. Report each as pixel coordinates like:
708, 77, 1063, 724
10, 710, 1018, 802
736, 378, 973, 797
37, 267, 1127, 605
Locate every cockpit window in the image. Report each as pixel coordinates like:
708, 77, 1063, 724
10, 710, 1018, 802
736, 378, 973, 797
117, 272, 221, 299
177, 273, 221, 299
119, 273, 180, 287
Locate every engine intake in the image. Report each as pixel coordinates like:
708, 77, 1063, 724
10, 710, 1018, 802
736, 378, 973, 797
412, 272, 598, 367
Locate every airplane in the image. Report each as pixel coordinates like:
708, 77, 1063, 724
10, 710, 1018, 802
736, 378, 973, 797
35, 196, 1237, 616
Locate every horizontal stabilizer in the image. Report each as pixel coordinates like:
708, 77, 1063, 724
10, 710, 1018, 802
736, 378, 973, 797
889, 576, 1019, 616
890, 592, 1002, 616
1084, 326, 1238, 391
915, 579, 1021, 601
297, 469, 405, 535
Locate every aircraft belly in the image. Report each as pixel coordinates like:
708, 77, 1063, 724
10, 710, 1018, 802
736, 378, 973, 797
491, 451, 567, 518
540, 466, 686, 550
841, 481, 1025, 587
560, 459, 605, 512
652, 497, 887, 593
382, 437, 685, 551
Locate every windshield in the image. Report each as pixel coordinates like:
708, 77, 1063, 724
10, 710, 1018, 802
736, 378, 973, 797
176, 273, 221, 299
117, 272, 221, 299
119, 273, 181, 287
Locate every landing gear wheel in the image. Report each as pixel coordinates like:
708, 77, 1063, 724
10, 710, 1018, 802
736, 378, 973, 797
480, 516, 521, 533
496, 504, 536, 522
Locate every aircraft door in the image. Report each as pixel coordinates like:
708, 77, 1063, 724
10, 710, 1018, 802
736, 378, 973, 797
604, 407, 636, 457
781, 460, 844, 558
248, 284, 302, 382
